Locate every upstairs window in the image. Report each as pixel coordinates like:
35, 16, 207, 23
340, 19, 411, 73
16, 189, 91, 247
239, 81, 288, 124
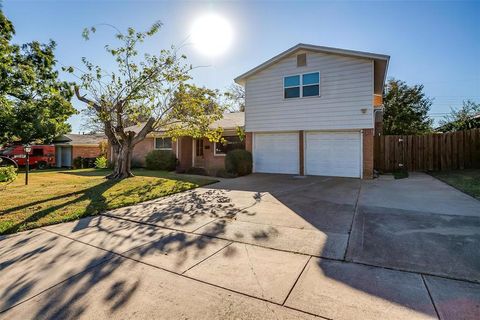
302, 72, 320, 97
154, 137, 172, 150
284, 72, 320, 99
284, 75, 300, 98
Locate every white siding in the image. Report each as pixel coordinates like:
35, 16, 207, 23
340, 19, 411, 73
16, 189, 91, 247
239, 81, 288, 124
245, 51, 374, 132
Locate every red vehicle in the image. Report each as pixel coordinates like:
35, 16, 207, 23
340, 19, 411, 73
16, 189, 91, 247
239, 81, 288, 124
0, 145, 56, 169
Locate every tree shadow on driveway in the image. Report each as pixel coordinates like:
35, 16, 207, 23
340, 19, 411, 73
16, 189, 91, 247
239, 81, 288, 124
0, 187, 254, 318
2, 173, 479, 319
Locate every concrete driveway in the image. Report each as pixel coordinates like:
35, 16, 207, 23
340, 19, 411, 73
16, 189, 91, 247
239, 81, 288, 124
1, 173, 479, 319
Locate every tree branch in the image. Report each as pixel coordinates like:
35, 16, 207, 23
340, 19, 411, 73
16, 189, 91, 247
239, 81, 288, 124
74, 86, 102, 112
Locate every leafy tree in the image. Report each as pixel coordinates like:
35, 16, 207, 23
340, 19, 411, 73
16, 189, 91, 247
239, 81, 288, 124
0, 11, 75, 145
438, 100, 480, 132
223, 83, 245, 112
383, 79, 433, 135
72, 23, 225, 179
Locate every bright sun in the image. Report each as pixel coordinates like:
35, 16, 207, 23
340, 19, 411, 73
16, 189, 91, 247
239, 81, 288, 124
191, 13, 233, 57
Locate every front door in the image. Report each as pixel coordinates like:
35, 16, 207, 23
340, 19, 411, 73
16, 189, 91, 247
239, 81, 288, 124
193, 139, 205, 168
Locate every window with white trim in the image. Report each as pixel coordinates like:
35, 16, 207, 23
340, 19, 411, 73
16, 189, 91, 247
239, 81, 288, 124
154, 137, 172, 150
214, 136, 245, 156
284, 72, 320, 99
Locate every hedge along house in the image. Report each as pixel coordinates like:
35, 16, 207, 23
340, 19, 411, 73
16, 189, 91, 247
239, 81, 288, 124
53, 133, 107, 168
121, 111, 245, 174
235, 43, 389, 179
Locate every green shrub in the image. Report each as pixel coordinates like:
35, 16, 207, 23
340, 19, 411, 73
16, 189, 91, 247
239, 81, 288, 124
0, 166, 18, 183
73, 156, 82, 169
82, 157, 96, 168
94, 156, 108, 169
73, 157, 96, 169
145, 150, 177, 171
225, 149, 252, 176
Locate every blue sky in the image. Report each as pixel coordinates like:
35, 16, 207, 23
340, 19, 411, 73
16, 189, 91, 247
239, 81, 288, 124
3, 0, 480, 132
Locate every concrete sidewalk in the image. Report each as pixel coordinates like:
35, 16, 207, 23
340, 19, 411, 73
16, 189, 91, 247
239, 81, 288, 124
0, 216, 437, 320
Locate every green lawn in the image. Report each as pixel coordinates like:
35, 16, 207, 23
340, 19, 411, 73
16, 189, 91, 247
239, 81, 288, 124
430, 169, 480, 199
0, 169, 216, 235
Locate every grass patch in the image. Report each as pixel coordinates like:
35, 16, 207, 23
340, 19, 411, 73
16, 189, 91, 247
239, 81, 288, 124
430, 169, 480, 199
0, 168, 216, 235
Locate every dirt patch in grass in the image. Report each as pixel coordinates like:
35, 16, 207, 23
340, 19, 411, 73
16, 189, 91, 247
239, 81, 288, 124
430, 169, 480, 199
0, 168, 216, 235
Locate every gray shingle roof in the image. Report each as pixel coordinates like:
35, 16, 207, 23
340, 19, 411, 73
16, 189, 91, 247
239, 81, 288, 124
211, 112, 244, 129
125, 112, 245, 134
54, 133, 106, 146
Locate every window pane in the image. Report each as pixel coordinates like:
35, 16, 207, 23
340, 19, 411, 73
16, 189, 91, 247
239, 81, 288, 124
284, 75, 300, 87
303, 85, 319, 97
303, 72, 319, 85
155, 137, 172, 149
215, 136, 245, 154
284, 87, 300, 99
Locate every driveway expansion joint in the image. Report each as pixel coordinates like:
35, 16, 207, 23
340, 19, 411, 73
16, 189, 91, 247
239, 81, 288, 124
181, 241, 234, 275
343, 181, 362, 261
421, 275, 441, 320
282, 256, 312, 306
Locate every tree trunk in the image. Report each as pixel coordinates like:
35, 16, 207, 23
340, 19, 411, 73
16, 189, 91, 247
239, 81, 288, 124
106, 142, 134, 179
104, 118, 154, 180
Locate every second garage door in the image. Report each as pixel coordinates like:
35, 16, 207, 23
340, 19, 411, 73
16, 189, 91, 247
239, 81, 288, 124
305, 131, 361, 178
254, 132, 299, 174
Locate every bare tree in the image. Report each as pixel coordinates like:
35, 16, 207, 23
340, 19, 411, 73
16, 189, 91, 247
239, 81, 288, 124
70, 22, 224, 179
223, 83, 245, 112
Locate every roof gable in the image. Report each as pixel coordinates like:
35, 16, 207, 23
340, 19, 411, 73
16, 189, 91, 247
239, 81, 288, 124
235, 43, 390, 95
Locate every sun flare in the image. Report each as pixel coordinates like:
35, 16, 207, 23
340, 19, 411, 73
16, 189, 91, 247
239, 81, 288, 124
191, 13, 233, 57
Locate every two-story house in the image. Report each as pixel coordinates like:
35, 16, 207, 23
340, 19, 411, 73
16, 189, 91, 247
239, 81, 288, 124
127, 43, 389, 179
237, 43, 389, 179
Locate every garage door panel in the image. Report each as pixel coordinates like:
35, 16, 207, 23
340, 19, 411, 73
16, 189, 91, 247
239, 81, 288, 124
306, 132, 361, 178
254, 133, 299, 174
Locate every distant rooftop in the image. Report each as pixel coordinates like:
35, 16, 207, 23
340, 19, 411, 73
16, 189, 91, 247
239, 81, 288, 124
54, 133, 106, 146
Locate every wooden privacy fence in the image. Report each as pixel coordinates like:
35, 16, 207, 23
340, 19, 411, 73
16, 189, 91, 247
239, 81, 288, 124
374, 128, 480, 172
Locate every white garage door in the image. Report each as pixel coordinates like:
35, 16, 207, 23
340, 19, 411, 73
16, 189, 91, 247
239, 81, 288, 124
306, 131, 361, 178
254, 133, 299, 174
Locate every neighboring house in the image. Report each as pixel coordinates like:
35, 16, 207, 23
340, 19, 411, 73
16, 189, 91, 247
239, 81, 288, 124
235, 43, 389, 178
436, 113, 480, 132
53, 133, 106, 167
125, 112, 245, 174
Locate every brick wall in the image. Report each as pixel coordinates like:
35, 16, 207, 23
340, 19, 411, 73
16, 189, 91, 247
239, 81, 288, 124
363, 128, 374, 179
130, 137, 179, 167
201, 139, 225, 175
245, 132, 253, 152
72, 146, 102, 159
131, 138, 154, 167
